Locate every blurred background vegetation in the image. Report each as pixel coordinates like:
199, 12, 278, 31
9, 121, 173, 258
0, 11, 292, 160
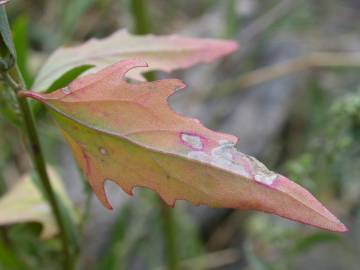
0, 0, 360, 269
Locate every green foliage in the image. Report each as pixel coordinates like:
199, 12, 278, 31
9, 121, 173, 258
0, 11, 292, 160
245, 241, 276, 270
0, 84, 21, 127
0, 237, 31, 270
12, 15, 32, 88
46, 65, 93, 93
30, 171, 80, 255
8, 224, 61, 270
292, 232, 343, 253
0, 6, 16, 71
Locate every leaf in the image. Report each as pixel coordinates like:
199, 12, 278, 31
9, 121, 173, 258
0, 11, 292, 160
46, 64, 93, 93
31, 65, 93, 119
32, 29, 238, 91
0, 85, 22, 127
12, 15, 32, 87
0, 239, 31, 270
0, 5, 16, 70
292, 232, 343, 253
21, 59, 347, 232
0, 167, 78, 239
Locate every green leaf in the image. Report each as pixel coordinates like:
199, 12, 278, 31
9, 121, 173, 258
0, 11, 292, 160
293, 232, 343, 253
0, 239, 31, 270
0, 6, 16, 70
0, 84, 22, 127
12, 15, 32, 87
47, 64, 93, 93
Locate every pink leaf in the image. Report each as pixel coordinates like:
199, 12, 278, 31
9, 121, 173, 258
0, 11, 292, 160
22, 59, 347, 232
33, 29, 238, 91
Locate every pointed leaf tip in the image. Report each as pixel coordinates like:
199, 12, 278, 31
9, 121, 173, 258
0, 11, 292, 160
24, 59, 346, 232
269, 176, 347, 232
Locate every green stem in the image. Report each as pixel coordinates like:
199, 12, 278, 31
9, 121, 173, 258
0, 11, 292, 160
0, 169, 6, 195
129, 0, 156, 81
160, 204, 179, 270
0, 227, 11, 248
129, 0, 151, 35
0, 169, 10, 247
225, 0, 237, 38
1, 71, 73, 270
79, 181, 93, 232
129, 2, 178, 268
0, 170, 10, 247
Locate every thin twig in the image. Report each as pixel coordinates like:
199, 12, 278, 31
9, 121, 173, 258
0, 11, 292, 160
239, 0, 299, 46
210, 52, 360, 98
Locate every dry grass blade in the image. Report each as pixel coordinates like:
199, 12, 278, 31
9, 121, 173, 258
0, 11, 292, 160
212, 52, 360, 97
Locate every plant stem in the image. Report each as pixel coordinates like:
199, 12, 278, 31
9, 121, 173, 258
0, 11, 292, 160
129, 0, 151, 35
1, 70, 73, 270
239, 0, 298, 47
129, 0, 156, 81
79, 181, 93, 232
224, 0, 237, 38
0, 170, 10, 247
160, 204, 179, 270
0, 170, 6, 195
0, 227, 11, 247
208, 52, 360, 98
129, 2, 178, 269
0, 171, 11, 249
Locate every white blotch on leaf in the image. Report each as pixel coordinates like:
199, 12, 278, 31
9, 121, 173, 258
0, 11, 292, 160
188, 151, 210, 162
181, 133, 203, 150
62, 86, 71, 94
187, 140, 277, 185
99, 147, 108, 156
210, 141, 251, 177
254, 174, 277, 185
219, 139, 231, 145
248, 156, 278, 185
